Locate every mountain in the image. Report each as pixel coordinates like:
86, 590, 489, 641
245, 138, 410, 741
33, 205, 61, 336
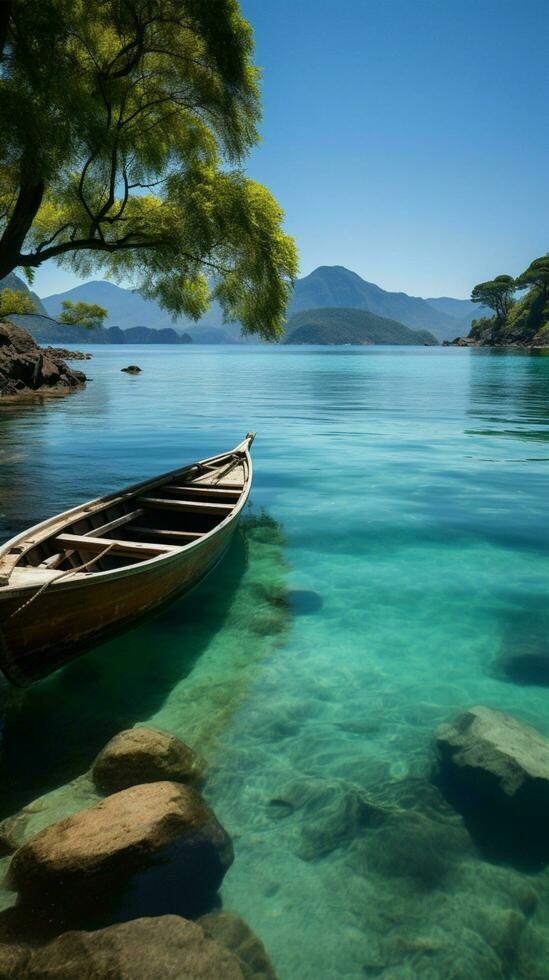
289, 267, 473, 341
11, 266, 482, 343
0, 274, 191, 344
283, 308, 437, 346
42, 279, 225, 332
425, 296, 479, 318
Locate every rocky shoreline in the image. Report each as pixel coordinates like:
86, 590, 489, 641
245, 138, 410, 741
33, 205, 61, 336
443, 335, 549, 349
0, 323, 87, 398
42, 347, 92, 361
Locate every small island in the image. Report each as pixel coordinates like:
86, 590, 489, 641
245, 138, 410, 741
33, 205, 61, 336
283, 307, 437, 345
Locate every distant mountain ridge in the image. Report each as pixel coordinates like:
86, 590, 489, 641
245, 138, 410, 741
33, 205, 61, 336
289, 267, 481, 341
3, 266, 483, 343
283, 308, 437, 345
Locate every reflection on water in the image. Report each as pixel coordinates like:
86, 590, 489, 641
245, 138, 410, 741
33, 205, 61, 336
1, 344, 549, 978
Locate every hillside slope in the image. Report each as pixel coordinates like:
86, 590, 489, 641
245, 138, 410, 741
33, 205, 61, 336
283, 308, 437, 345
289, 267, 463, 340
42, 280, 225, 332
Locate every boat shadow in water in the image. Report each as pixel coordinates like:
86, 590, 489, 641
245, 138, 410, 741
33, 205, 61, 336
0, 515, 289, 818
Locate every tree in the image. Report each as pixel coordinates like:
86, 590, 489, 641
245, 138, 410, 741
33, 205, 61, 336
471, 275, 515, 321
515, 255, 549, 301
0, 1, 298, 339
0, 287, 107, 329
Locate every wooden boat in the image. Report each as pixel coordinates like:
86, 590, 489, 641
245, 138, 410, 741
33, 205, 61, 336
0, 434, 255, 687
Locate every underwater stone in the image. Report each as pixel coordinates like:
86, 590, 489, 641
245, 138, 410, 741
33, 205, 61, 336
8, 782, 233, 913
352, 808, 472, 885
92, 727, 206, 794
287, 590, 323, 614
435, 705, 549, 866
0, 916, 247, 979
198, 911, 279, 980
269, 777, 390, 860
496, 652, 549, 687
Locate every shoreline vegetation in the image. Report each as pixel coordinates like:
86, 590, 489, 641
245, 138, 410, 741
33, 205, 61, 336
445, 255, 549, 349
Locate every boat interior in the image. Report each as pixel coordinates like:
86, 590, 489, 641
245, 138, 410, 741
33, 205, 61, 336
2, 450, 248, 586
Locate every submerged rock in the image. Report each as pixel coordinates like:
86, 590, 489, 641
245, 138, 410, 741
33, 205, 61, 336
121, 364, 141, 374
0, 322, 86, 397
495, 652, 549, 687
434, 705, 549, 866
199, 912, 279, 980
268, 776, 389, 859
8, 781, 233, 914
351, 807, 472, 885
287, 590, 323, 614
92, 727, 206, 794
0, 916, 247, 980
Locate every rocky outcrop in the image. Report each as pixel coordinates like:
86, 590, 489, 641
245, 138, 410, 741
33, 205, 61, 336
43, 347, 92, 360
442, 336, 477, 347
434, 705, 549, 865
0, 322, 86, 397
121, 364, 141, 373
0, 916, 248, 980
92, 728, 206, 794
8, 781, 233, 912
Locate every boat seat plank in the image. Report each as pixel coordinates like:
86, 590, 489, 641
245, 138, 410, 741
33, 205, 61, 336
39, 509, 146, 570
130, 527, 203, 542
85, 508, 145, 538
166, 485, 242, 498
138, 497, 233, 515
54, 533, 178, 559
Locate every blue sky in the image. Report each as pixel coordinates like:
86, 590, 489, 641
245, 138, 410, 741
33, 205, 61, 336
33, 0, 548, 299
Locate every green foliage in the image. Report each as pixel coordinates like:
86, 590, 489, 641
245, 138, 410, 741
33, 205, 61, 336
468, 275, 549, 348
471, 275, 515, 321
0, 286, 36, 319
58, 300, 108, 330
0, 0, 298, 339
0, 286, 108, 330
283, 308, 437, 346
515, 255, 549, 297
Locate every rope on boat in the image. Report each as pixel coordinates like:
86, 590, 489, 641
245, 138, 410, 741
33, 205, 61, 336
9, 542, 116, 619
212, 452, 245, 485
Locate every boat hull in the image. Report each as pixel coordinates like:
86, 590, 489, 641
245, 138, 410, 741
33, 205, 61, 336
0, 514, 237, 687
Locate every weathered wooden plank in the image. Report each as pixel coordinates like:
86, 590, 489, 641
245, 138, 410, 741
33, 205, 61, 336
138, 497, 233, 515
131, 526, 203, 542
85, 508, 144, 537
54, 533, 178, 559
164, 485, 241, 498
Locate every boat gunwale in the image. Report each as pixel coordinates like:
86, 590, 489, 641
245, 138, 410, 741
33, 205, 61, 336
0, 437, 253, 596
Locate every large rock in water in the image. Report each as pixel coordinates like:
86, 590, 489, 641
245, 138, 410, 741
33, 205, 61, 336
435, 705, 549, 865
92, 727, 206, 794
8, 782, 233, 915
0, 321, 86, 396
0, 916, 247, 980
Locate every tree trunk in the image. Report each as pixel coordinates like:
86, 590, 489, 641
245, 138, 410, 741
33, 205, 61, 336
0, 179, 45, 280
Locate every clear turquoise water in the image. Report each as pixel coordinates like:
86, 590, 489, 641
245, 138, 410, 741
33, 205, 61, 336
1, 344, 549, 977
